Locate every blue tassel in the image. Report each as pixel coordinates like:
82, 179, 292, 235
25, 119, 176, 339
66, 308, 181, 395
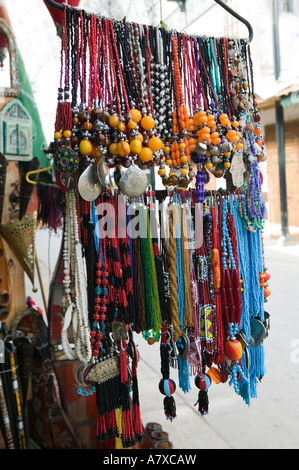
177, 355, 191, 394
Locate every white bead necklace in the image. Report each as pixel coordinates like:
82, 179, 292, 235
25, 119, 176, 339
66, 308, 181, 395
61, 189, 92, 364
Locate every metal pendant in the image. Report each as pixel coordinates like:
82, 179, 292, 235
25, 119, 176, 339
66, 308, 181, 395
85, 355, 120, 383
97, 157, 111, 188
78, 164, 102, 201
54, 146, 79, 174
177, 330, 190, 361
249, 318, 266, 348
119, 164, 148, 198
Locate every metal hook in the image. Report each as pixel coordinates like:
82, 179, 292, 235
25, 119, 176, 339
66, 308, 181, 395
45, 0, 64, 11
214, 0, 253, 42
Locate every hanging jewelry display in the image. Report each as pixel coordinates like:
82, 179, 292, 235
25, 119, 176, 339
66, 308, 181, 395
47, 3, 271, 448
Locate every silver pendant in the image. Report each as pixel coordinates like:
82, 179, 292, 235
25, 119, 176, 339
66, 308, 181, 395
78, 164, 102, 201
97, 157, 111, 188
119, 164, 148, 198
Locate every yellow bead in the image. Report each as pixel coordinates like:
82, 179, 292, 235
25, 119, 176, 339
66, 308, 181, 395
141, 115, 155, 131
129, 108, 142, 123
127, 120, 137, 130
158, 168, 166, 176
118, 123, 126, 132
109, 143, 119, 155
164, 146, 171, 153
181, 168, 188, 175
54, 131, 62, 140
205, 162, 213, 170
130, 139, 142, 155
109, 115, 120, 128
178, 142, 186, 150
117, 141, 131, 157
180, 155, 188, 163
79, 139, 93, 156
148, 136, 163, 152
165, 159, 173, 166
138, 147, 153, 162
224, 161, 231, 169
63, 130, 72, 138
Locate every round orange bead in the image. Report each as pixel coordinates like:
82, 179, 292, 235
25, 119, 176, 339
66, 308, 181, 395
83, 121, 93, 131
225, 339, 243, 361
138, 147, 153, 162
127, 120, 137, 130
129, 108, 142, 123
63, 130, 72, 138
141, 115, 155, 130
54, 131, 62, 140
109, 115, 120, 128
117, 141, 131, 157
109, 143, 119, 155
130, 139, 142, 154
118, 123, 126, 132
148, 136, 163, 151
264, 287, 271, 298
79, 139, 93, 156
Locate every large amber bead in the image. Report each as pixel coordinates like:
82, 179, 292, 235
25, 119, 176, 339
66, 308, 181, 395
138, 147, 153, 162
129, 108, 142, 123
148, 136, 163, 152
130, 139, 142, 154
225, 339, 243, 361
117, 141, 131, 157
141, 115, 155, 131
79, 139, 93, 156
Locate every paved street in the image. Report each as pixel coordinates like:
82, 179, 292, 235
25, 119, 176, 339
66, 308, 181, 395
29, 230, 299, 450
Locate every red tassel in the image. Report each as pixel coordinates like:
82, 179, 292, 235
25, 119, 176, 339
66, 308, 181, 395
105, 410, 119, 438
118, 288, 128, 308
97, 414, 107, 441
120, 348, 128, 383
121, 409, 135, 448
132, 362, 143, 439
133, 403, 143, 438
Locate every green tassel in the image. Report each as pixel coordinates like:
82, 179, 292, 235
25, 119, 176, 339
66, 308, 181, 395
146, 210, 162, 332
139, 205, 155, 330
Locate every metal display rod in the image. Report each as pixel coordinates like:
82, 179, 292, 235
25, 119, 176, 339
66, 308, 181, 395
45, 0, 254, 42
